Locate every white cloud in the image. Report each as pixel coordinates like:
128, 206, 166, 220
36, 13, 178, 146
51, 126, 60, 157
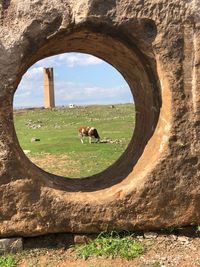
54, 82, 133, 106
36, 53, 103, 68
36, 56, 61, 68
14, 53, 132, 108
58, 53, 103, 67
14, 73, 133, 107
14, 66, 44, 107
25, 67, 44, 78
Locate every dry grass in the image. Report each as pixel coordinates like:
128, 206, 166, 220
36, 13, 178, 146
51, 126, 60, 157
29, 153, 80, 177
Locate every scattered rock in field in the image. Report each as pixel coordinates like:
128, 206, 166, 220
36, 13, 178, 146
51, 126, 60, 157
23, 150, 31, 154
177, 236, 190, 244
144, 232, 158, 239
136, 235, 144, 241
31, 137, 40, 142
171, 234, 178, 241
100, 138, 124, 144
141, 260, 162, 267
26, 119, 43, 129
54, 124, 61, 129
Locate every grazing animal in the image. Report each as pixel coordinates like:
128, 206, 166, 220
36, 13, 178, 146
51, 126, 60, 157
79, 126, 100, 144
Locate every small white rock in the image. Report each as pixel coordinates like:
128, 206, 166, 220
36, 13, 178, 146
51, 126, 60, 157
23, 150, 31, 154
177, 236, 189, 242
171, 234, 178, 240
144, 232, 158, 239
136, 235, 144, 240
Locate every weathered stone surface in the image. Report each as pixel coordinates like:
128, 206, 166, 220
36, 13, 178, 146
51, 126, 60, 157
0, 0, 199, 237
0, 238, 23, 254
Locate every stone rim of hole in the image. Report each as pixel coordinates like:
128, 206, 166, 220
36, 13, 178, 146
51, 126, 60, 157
9, 22, 165, 193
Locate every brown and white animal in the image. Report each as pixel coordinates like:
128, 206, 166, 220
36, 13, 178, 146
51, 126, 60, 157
79, 126, 100, 144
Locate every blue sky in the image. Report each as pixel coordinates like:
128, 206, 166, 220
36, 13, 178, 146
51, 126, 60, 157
14, 52, 133, 107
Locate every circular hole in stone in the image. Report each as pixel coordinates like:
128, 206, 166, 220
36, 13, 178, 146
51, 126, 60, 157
14, 52, 135, 178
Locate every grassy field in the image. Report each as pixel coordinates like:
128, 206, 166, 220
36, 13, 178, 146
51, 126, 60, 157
14, 104, 135, 178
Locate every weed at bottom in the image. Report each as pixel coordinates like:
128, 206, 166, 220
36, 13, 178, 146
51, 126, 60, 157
0, 255, 16, 267
74, 231, 144, 260
196, 225, 200, 232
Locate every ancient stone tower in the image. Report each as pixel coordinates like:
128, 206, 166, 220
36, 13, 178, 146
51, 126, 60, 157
44, 67, 55, 108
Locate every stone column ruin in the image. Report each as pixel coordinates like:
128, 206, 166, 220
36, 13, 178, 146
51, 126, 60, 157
44, 67, 55, 108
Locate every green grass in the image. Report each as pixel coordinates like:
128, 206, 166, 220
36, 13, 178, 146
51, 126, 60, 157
14, 104, 135, 178
0, 255, 16, 267
74, 231, 144, 260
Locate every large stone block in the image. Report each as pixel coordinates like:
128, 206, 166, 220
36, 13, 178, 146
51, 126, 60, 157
0, 0, 199, 237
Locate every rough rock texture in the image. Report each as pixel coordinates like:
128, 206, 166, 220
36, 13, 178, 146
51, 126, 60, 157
0, 0, 199, 237
0, 238, 23, 254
